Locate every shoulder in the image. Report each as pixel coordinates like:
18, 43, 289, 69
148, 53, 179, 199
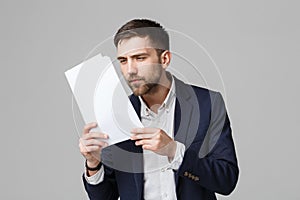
190, 84, 220, 100
176, 77, 220, 101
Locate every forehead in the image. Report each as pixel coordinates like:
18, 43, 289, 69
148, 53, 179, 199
117, 36, 156, 56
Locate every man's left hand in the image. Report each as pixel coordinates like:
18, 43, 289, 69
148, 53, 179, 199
130, 127, 177, 161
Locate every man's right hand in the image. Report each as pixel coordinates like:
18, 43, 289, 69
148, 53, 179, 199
79, 122, 109, 175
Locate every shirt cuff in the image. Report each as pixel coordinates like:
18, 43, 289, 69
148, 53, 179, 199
84, 165, 105, 185
169, 141, 185, 170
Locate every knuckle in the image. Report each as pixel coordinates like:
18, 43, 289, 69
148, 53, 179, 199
85, 147, 92, 152
99, 141, 105, 147
94, 146, 100, 151
83, 124, 89, 131
97, 140, 104, 146
79, 138, 84, 143
80, 148, 86, 153
156, 134, 161, 140
84, 122, 95, 131
80, 139, 87, 146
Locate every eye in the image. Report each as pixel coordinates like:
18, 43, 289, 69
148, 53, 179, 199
136, 57, 146, 61
119, 59, 127, 64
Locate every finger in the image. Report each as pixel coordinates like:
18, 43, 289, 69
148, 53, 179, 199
81, 138, 108, 147
131, 127, 159, 134
142, 144, 152, 150
130, 133, 155, 140
80, 145, 102, 153
83, 122, 98, 134
79, 140, 108, 152
134, 139, 152, 146
82, 132, 109, 140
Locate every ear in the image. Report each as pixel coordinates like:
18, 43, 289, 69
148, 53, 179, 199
160, 50, 171, 69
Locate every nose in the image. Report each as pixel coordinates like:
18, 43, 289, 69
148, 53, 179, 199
127, 59, 137, 75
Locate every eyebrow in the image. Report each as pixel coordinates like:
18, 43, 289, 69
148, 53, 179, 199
117, 53, 149, 60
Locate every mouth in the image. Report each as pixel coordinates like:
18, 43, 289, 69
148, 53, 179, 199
129, 79, 143, 83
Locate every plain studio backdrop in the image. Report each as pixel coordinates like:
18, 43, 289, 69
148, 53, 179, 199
0, 0, 299, 199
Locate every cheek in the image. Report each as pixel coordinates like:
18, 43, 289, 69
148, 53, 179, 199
145, 64, 161, 76
137, 63, 155, 74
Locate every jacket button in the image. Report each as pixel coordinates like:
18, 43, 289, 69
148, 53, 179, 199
184, 171, 188, 177
194, 177, 199, 181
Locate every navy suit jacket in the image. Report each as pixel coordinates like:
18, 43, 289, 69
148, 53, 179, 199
83, 77, 239, 200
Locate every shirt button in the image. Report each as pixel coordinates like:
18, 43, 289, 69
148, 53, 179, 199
145, 108, 150, 116
161, 168, 166, 172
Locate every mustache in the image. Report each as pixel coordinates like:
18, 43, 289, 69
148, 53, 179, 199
127, 76, 145, 82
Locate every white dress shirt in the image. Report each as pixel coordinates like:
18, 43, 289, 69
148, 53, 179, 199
85, 76, 186, 200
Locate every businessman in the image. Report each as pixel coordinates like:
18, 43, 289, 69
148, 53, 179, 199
79, 19, 239, 200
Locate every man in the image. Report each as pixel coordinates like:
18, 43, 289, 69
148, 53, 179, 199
79, 19, 239, 200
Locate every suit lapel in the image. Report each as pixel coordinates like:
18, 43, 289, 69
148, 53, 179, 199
173, 77, 199, 145
173, 77, 200, 187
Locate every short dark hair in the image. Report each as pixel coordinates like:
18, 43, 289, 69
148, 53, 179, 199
113, 19, 169, 56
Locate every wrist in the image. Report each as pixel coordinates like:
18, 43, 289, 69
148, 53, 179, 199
86, 160, 101, 169
167, 141, 177, 161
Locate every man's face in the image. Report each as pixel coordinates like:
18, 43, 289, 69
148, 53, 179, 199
117, 36, 163, 96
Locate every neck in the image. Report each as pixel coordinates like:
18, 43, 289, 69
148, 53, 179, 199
141, 72, 171, 113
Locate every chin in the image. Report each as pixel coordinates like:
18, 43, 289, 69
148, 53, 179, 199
132, 85, 150, 96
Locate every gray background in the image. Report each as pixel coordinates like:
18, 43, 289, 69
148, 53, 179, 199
1, 0, 299, 199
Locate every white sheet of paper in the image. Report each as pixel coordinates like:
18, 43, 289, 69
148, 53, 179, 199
65, 53, 143, 145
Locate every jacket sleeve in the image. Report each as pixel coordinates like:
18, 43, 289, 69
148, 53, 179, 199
82, 165, 119, 200
176, 92, 239, 195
